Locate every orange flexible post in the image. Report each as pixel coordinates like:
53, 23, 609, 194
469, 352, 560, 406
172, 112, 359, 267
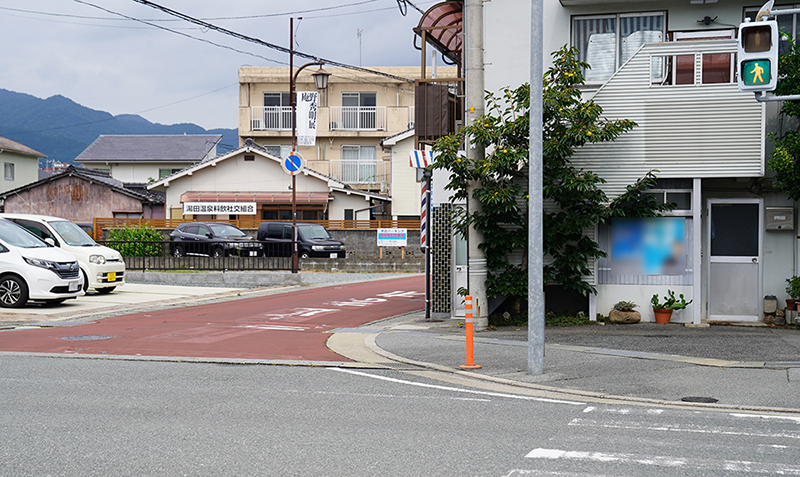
460, 295, 481, 369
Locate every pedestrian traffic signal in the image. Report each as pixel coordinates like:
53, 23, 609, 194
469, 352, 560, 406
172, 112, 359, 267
738, 19, 779, 92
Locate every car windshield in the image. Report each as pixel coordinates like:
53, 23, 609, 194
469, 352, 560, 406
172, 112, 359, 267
298, 224, 332, 240
50, 220, 97, 246
0, 220, 49, 248
208, 224, 247, 238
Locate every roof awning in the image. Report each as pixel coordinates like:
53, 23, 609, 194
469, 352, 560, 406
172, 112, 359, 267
180, 191, 332, 204
414, 1, 463, 65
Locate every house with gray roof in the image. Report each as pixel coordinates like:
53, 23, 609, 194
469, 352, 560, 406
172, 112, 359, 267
148, 139, 388, 222
0, 165, 165, 221
76, 134, 222, 183
0, 136, 46, 194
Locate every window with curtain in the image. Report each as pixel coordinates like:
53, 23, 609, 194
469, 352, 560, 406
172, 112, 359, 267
263, 92, 291, 129
341, 145, 376, 183
341, 92, 377, 129
573, 12, 665, 83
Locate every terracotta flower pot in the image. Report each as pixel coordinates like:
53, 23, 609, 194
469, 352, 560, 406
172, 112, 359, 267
653, 308, 673, 324
788, 299, 797, 310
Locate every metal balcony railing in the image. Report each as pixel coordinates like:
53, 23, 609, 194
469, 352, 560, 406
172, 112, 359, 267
326, 159, 389, 185
250, 106, 292, 131
329, 106, 386, 131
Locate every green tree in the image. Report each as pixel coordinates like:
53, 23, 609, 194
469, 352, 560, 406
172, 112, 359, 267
769, 38, 800, 200
432, 45, 670, 302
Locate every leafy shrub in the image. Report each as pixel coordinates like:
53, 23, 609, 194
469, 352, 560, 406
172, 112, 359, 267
103, 225, 164, 257
613, 301, 637, 311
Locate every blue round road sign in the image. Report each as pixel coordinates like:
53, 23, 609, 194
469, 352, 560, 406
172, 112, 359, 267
283, 151, 304, 176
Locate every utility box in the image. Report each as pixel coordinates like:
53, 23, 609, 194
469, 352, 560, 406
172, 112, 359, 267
765, 207, 794, 231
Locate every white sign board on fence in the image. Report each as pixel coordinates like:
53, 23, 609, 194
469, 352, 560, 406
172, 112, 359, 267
183, 202, 257, 215
377, 228, 408, 247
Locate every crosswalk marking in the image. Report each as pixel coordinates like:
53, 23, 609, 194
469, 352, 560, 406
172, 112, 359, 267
524, 448, 800, 474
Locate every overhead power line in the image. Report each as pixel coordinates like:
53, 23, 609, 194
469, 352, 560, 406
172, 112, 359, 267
129, 0, 415, 84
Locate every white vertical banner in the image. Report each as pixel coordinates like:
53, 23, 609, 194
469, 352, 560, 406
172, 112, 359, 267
296, 91, 319, 147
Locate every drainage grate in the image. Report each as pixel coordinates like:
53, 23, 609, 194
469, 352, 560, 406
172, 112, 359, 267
58, 335, 114, 341
681, 396, 718, 403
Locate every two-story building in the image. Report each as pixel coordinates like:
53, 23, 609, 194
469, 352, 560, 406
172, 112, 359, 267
76, 134, 222, 183
0, 136, 45, 196
419, 0, 796, 323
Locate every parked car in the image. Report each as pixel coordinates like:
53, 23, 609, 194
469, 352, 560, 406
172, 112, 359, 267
0, 213, 125, 294
169, 222, 261, 257
0, 218, 83, 308
257, 222, 345, 258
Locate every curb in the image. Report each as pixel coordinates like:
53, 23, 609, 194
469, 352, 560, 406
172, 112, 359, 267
359, 328, 800, 414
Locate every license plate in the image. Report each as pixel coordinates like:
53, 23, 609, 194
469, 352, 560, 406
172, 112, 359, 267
249, 251, 257, 257
107, 272, 116, 282
69, 280, 80, 292
330, 253, 338, 258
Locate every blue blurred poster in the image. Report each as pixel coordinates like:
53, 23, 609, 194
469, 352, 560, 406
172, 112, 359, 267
610, 218, 686, 275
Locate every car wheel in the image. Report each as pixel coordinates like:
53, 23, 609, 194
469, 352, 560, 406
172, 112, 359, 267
301, 251, 310, 259
83, 271, 89, 293
0, 275, 28, 308
172, 245, 185, 257
97, 287, 116, 295
212, 247, 224, 258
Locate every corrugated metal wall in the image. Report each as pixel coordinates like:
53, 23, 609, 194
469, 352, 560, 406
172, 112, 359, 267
570, 39, 765, 200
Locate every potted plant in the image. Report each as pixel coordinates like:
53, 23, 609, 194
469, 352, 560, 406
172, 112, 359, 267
785, 276, 800, 310
650, 290, 692, 324
609, 301, 641, 324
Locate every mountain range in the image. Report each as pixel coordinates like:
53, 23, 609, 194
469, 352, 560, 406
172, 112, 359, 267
0, 89, 238, 166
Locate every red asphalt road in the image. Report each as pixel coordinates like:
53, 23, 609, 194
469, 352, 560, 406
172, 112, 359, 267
0, 276, 424, 361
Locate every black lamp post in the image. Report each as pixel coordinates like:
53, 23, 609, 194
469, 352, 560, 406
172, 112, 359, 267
289, 17, 330, 273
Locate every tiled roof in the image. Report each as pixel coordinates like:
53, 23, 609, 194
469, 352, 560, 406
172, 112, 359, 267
0, 166, 163, 204
0, 136, 47, 158
75, 134, 222, 163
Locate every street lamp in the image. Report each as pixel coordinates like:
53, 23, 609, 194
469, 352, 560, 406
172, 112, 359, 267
289, 17, 331, 273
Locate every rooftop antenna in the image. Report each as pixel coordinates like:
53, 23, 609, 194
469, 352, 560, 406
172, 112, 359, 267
357, 29, 364, 66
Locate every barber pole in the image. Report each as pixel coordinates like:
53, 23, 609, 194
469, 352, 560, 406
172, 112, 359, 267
420, 180, 428, 248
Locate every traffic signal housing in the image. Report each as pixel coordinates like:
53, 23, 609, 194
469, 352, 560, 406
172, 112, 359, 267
738, 19, 779, 92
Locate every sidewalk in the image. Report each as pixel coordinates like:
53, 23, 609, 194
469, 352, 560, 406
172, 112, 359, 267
330, 311, 800, 413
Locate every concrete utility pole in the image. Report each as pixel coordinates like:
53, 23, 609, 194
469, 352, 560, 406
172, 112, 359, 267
528, 0, 545, 375
464, 0, 488, 330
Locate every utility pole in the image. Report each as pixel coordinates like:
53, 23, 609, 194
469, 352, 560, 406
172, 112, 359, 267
528, 0, 545, 375
464, 0, 488, 330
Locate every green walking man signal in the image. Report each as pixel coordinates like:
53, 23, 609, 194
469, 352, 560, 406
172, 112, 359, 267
738, 19, 779, 92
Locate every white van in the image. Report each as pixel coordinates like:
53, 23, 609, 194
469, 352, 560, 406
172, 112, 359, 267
0, 214, 125, 294
0, 218, 83, 307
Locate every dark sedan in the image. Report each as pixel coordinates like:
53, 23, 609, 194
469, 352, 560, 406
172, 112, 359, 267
169, 223, 261, 258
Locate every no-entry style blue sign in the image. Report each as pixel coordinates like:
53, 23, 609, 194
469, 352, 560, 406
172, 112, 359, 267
283, 151, 304, 176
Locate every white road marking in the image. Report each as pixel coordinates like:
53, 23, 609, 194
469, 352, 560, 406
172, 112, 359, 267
582, 406, 595, 413
330, 368, 584, 405
568, 417, 800, 439
239, 325, 308, 332
524, 448, 800, 474
731, 413, 800, 424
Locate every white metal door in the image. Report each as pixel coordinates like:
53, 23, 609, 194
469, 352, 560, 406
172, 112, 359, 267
452, 232, 468, 317
707, 199, 762, 321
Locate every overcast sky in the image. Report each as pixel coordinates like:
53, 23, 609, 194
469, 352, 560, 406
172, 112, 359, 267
0, 0, 436, 130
